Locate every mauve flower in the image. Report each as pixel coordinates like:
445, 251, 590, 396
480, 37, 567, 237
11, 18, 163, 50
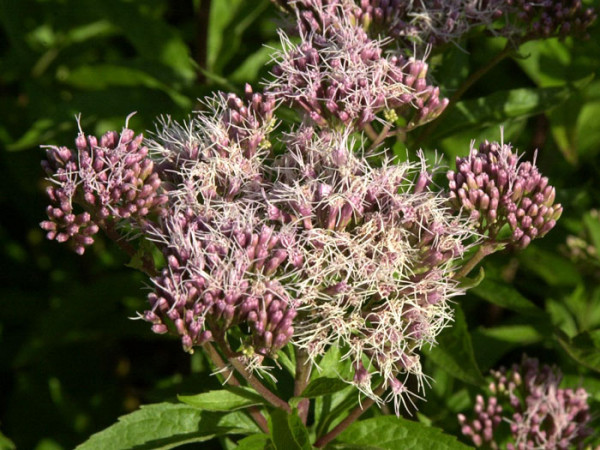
447, 138, 562, 249
40, 117, 166, 254
268, 14, 447, 130
273, 0, 596, 49
459, 356, 592, 449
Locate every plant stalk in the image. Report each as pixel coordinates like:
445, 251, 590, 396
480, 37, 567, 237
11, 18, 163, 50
314, 384, 386, 448
203, 342, 269, 433
293, 347, 312, 424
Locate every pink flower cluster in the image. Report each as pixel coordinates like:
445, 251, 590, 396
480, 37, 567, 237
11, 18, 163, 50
447, 139, 562, 249
459, 356, 592, 449
41, 121, 166, 254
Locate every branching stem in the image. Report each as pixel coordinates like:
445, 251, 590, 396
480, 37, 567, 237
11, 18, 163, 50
314, 383, 386, 448
203, 342, 269, 433
217, 337, 291, 413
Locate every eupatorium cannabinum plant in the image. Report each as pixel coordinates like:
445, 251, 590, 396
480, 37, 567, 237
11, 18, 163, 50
37, 1, 597, 448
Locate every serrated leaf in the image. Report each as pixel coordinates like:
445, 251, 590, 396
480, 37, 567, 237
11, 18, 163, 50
557, 329, 600, 373
471, 278, 542, 316
269, 409, 311, 450
77, 403, 260, 450
335, 416, 471, 449
311, 345, 352, 380
432, 86, 572, 140
424, 304, 485, 386
300, 377, 349, 398
178, 386, 264, 411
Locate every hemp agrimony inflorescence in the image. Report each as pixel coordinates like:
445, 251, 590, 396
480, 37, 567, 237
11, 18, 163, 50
458, 356, 592, 449
39, 0, 595, 436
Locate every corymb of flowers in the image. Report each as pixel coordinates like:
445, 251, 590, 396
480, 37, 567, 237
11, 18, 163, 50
40, 0, 592, 422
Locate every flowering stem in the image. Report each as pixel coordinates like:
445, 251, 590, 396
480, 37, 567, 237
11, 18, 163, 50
416, 43, 513, 145
202, 342, 269, 433
362, 123, 379, 142
293, 347, 311, 424
216, 337, 291, 413
313, 383, 386, 448
368, 123, 392, 152
454, 242, 497, 280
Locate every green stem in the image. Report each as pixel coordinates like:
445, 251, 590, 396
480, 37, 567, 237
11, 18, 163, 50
453, 242, 497, 280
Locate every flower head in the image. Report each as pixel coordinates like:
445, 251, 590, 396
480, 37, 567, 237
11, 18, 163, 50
459, 356, 593, 449
40, 117, 166, 254
447, 138, 562, 249
268, 12, 447, 129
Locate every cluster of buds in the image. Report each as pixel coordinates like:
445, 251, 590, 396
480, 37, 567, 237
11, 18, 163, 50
459, 356, 592, 449
447, 139, 562, 249
349, 0, 505, 46
144, 206, 299, 355
503, 0, 597, 41
269, 14, 447, 129
272, 0, 596, 51
40, 119, 166, 254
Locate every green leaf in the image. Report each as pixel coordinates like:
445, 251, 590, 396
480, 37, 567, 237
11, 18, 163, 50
311, 345, 352, 380
93, 0, 195, 81
230, 44, 280, 84
519, 246, 582, 287
457, 266, 485, 290
556, 329, 600, 373
432, 85, 572, 141
335, 416, 471, 449
236, 434, 275, 450
300, 377, 349, 398
269, 409, 311, 450
77, 403, 260, 450
471, 278, 542, 316
65, 64, 191, 109
583, 212, 600, 258
472, 323, 549, 371
178, 386, 264, 411
424, 304, 485, 386
0, 431, 16, 450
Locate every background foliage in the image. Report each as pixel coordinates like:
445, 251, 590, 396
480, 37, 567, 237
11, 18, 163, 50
0, 0, 598, 448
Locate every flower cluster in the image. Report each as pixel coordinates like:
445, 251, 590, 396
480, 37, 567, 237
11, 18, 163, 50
144, 100, 477, 405
273, 0, 596, 50
269, 13, 447, 129
504, 0, 597, 41
447, 139, 562, 249
458, 356, 592, 449
40, 119, 166, 254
